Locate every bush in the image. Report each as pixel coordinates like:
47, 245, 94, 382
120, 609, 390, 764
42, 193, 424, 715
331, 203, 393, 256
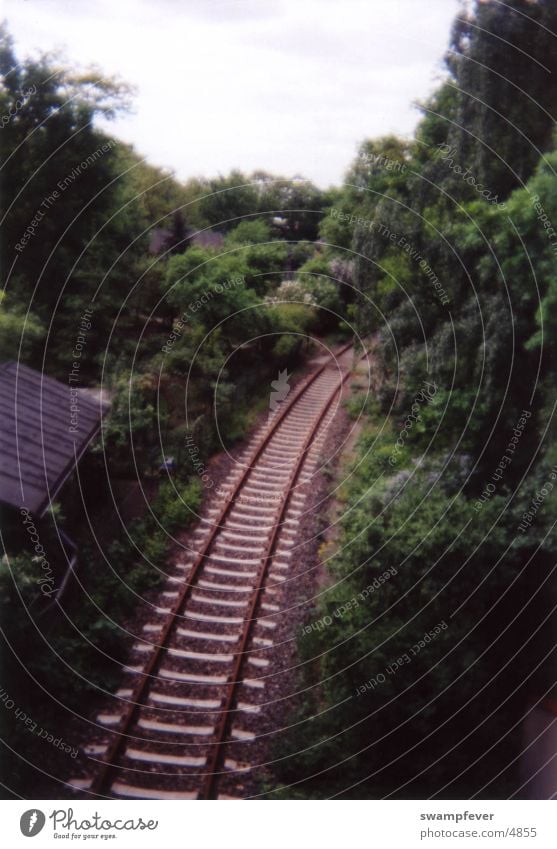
152, 478, 202, 534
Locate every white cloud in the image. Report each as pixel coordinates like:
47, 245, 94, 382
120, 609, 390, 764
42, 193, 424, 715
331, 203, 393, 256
4, 0, 461, 186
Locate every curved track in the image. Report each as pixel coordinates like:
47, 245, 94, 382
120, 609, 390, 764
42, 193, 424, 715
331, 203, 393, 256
74, 342, 357, 800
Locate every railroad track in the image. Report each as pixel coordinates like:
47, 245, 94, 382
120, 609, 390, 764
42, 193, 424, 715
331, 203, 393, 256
72, 342, 357, 800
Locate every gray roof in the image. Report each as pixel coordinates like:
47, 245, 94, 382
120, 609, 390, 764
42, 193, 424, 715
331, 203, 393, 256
190, 229, 225, 249
0, 362, 104, 516
148, 227, 225, 255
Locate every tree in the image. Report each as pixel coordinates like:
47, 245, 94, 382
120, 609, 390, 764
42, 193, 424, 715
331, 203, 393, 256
196, 170, 259, 232
445, 0, 557, 199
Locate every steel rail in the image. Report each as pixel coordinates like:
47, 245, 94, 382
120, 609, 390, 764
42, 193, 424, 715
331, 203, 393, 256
89, 340, 353, 796
200, 346, 358, 798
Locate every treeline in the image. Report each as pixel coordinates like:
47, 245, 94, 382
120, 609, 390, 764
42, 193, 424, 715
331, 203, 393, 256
274, 0, 557, 798
0, 19, 352, 461
0, 22, 353, 797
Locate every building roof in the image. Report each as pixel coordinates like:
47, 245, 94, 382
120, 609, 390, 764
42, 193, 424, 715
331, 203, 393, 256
0, 362, 104, 516
148, 226, 225, 255
190, 229, 225, 249
148, 227, 172, 254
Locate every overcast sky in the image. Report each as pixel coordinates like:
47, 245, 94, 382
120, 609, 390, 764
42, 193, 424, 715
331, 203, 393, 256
4, 0, 462, 186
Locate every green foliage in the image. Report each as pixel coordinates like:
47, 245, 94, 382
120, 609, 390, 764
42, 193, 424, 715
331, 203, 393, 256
165, 248, 264, 339
344, 392, 380, 422
4, 2, 557, 801
273, 0, 557, 800
224, 219, 271, 245
0, 295, 44, 363
152, 478, 202, 533
446, 0, 557, 199
221, 223, 289, 296
276, 441, 542, 797
98, 373, 159, 474
267, 302, 314, 357
254, 175, 326, 240
196, 170, 259, 231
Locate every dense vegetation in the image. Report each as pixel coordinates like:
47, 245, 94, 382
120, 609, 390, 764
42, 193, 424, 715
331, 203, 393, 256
0, 22, 349, 796
1, 0, 556, 800
271, 0, 557, 798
